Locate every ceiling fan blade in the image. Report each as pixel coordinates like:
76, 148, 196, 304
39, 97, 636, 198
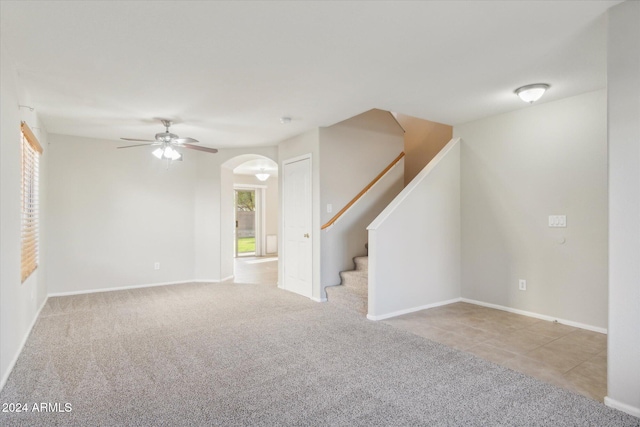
183, 144, 218, 154
120, 137, 157, 142
117, 143, 156, 149
174, 137, 199, 144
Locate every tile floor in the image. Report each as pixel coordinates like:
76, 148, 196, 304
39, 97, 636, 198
382, 302, 607, 402
233, 255, 279, 285
233, 259, 607, 403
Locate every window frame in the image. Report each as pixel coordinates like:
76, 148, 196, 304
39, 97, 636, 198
20, 121, 43, 283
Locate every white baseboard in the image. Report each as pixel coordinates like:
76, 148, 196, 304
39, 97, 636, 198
49, 276, 238, 297
367, 298, 463, 321
48, 280, 195, 297
311, 296, 327, 303
461, 298, 607, 334
366, 297, 608, 334
197, 275, 234, 283
0, 295, 48, 391
605, 397, 640, 418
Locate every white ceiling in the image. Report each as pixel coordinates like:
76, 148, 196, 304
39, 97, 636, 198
0, 1, 618, 149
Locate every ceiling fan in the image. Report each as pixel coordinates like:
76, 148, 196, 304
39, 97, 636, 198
118, 119, 218, 161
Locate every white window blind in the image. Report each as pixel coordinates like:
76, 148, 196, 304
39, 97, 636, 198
21, 121, 43, 283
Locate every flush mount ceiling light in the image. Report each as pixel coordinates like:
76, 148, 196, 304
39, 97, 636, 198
515, 84, 550, 104
255, 168, 270, 181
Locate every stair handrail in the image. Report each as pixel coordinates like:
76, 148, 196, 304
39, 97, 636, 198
321, 152, 405, 230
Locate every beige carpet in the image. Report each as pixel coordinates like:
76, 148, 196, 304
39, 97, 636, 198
1, 280, 638, 426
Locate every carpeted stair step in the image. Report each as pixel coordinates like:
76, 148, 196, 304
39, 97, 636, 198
353, 256, 368, 272
338, 270, 367, 293
327, 254, 368, 315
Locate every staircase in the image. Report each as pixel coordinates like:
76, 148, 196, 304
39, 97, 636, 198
326, 253, 368, 315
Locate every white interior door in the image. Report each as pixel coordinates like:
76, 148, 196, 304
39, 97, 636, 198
283, 156, 312, 298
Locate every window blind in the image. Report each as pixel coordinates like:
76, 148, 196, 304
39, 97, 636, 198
21, 121, 43, 283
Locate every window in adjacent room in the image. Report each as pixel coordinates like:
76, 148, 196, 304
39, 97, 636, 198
20, 121, 43, 283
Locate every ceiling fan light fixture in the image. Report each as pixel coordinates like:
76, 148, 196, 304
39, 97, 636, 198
121, 119, 217, 158
152, 147, 164, 159
164, 146, 182, 161
515, 83, 550, 104
152, 145, 182, 161
164, 146, 176, 157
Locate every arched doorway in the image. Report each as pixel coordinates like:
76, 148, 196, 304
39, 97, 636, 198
221, 154, 278, 284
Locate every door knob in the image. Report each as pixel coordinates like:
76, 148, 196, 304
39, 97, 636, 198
304, 233, 310, 238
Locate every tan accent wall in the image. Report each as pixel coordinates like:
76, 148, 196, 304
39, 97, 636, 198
394, 113, 452, 186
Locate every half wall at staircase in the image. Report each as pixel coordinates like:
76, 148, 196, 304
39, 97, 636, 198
367, 138, 461, 319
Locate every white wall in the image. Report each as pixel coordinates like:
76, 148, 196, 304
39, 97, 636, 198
220, 165, 235, 280
0, 43, 49, 388
278, 129, 321, 300
264, 176, 279, 243
194, 153, 221, 281
368, 139, 461, 319
606, 0, 640, 417
46, 135, 197, 294
319, 109, 404, 289
45, 136, 278, 292
455, 90, 608, 330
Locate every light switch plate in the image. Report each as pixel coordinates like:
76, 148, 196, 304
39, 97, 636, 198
548, 215, 567, 227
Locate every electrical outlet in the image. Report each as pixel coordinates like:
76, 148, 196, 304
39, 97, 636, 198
519, 279, 527, 291
548, 215, 567, 227
154, 262, 160, 270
